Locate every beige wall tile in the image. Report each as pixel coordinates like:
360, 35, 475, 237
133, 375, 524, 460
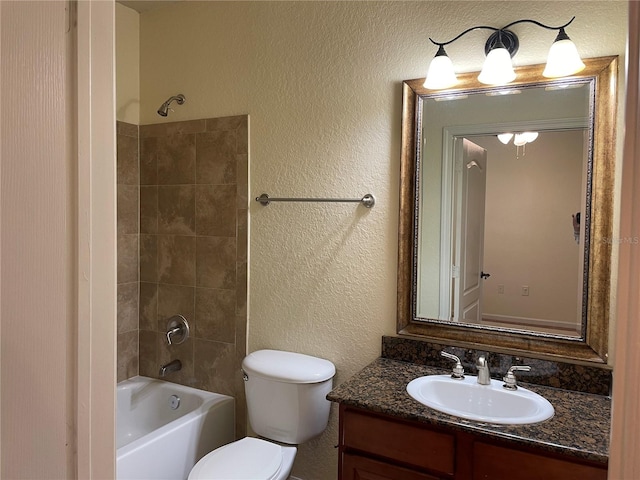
139, 282, 158, 331
196, 236, 236, 289
195, 185, 237, 237
117, 282, 139, 334
140, 119, 206, 138
236, 262, 247, 317
157, 284, 195, 331
196, 130, 237, 185
140, 186, 158, 234
157, 134, 196, 185
117, 184, 139, 235
117, 133, 139, 185
139, 330, 158, 378
237, 211, 247, 263
118, 234, 139, 284
140, 137, 158, 185
205, 115, 246, 132
139, 234, 158, 283
158, 185, 196, 235
158, 235, 196, 285
117, 331, 139, 382
237, 119, 248, 155
117, 121, 139, 138
195, 287, 235, 343
193, 339, 236, 396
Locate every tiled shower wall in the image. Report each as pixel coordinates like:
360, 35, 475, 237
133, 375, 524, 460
117, 122, 140, 379
116, 116, 248, 436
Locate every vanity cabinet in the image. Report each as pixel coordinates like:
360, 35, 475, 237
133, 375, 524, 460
338, 405, 607, 480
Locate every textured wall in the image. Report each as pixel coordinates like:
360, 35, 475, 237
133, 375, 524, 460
137, 2, 628, 478
116, 4, 140, 124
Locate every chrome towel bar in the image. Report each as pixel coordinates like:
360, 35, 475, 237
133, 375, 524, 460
255, 193, 375, 208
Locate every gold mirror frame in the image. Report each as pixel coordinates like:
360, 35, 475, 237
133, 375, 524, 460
397, 56, 618, 364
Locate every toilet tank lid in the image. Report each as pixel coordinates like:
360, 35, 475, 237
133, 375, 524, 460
242, 350, 336, 383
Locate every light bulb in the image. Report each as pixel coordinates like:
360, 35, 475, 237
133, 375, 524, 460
424, 46, 458, 90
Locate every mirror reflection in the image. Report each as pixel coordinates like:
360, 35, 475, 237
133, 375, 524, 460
398, 57, 617, 363
415, 80, 592, 338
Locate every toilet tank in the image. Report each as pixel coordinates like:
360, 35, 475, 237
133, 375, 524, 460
242, 350, 336, 444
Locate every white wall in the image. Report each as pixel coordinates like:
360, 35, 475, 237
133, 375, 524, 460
136, 2, 628, 478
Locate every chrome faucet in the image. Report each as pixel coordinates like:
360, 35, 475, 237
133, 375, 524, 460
159, 359, 182, 377
476, 355, 491, 385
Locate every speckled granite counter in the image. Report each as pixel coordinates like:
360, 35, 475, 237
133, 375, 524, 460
327, 357, 610, 464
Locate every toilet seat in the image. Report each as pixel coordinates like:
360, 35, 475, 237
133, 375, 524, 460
188, 437, 284, 480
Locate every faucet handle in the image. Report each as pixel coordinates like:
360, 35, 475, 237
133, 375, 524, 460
503, 365, 531, 390
440, 351, 465, 380
166, 315, 190, 345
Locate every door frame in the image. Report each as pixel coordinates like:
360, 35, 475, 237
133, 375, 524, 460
76, 1, 116, 477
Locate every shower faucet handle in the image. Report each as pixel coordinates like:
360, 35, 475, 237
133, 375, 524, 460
166, 315, 190, 345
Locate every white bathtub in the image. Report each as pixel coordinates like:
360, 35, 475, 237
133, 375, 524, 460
117, 376, 235, 480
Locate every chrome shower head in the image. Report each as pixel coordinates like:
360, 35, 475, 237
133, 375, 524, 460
157, 94, 186, 117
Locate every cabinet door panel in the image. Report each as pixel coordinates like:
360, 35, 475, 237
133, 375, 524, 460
342, 408, 455, 475
342, 453, 443, 480
473, 442, 607, 480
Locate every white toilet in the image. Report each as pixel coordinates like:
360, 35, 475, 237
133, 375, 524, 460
188, 349, 336, 480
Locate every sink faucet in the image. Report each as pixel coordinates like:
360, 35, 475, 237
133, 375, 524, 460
159, 359, 182, 377
476, 355, 491, 385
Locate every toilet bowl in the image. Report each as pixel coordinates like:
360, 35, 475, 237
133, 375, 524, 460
187, 350, 335, 480
188, 437, 297, 480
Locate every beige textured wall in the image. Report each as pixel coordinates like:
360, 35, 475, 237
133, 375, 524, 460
116, 4, 140, 124
137, 2, 628, 478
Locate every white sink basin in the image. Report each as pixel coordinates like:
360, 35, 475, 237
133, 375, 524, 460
406, 375, 554, 425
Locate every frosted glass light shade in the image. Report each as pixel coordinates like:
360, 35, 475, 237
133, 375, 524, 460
478, 47, 516, 85
497, 133, 513, 144
424, 53, 458, 90
543, 38, 585, 78
522, 131, 539, 143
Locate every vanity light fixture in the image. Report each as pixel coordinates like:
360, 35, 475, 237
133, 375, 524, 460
423, 17, 585, 90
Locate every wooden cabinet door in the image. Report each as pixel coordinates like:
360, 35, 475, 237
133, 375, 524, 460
342, 453, 444, 480
472, 442, 607, 480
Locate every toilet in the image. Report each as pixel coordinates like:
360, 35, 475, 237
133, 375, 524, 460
188, 349, 336, 480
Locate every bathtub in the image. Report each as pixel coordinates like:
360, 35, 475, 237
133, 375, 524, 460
117, 376, 235, 480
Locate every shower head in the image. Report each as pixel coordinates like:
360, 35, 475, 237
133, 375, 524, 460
157, 94, 186, 117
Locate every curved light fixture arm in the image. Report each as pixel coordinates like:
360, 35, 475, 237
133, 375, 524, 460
429, 16, 576, 47
501, 16, 576, 33
429, 25, 500, 47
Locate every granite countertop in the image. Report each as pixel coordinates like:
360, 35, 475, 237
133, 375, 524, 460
327, 357, 610, 464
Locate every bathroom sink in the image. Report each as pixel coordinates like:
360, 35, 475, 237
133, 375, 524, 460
406, 375, 554, 425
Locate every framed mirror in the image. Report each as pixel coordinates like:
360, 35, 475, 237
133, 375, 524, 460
397, 56, 618, 363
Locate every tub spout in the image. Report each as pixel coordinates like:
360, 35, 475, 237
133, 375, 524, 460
159, 359, 182, 377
